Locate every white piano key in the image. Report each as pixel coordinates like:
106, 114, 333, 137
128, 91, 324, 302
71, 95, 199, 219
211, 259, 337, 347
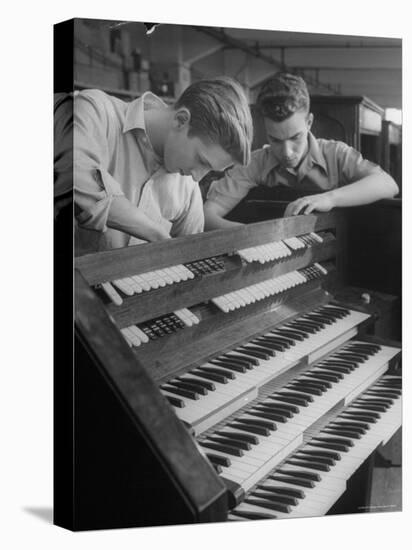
112, 278, 134, 296
101, 281, 123, 305
129, 325, 150, 344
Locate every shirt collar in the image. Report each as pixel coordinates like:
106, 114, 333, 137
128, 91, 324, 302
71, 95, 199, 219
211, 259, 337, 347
261, 131, 328, 179
123, 91, 166, 134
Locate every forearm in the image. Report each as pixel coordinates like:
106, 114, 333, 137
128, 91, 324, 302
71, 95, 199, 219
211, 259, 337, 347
328, 173, 399, 208
204, 203, 244, 231
107, 196, 170, 242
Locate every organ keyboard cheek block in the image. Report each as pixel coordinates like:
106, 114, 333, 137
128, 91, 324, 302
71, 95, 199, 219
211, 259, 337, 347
60, 213, 401, 531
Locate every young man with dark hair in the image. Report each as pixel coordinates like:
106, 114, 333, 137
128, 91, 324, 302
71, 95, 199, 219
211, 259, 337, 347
203, 72, 398, 230
54, 77, 253, 253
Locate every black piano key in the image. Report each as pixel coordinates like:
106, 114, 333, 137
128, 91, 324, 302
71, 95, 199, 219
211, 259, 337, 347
205, 453, 232, 468
237, 346, 272, 360
310, 438, 351, 452
230, 510, 276, 520
255, 404, 294, 419
287, 383, 324, 396
297, 449, 341, 462
207, 435, 252, 451
215, 430, 260, 445
295, 452, 336, 466
164, 394, 185, 408
167, 380, 208, 395
277, 468, 321, 482
314, 435, 354, 447
329, 421, 368, 433
323, 359, 358, 369
322, 427, 361, 439
269, 474, 316, 489
209, 359, 248, 373
181, 376, 216, 391
240, 414, 277, 430
199, 440, 244, 457
321, 357, 358, 368
243, 343, 276, 357
302, 314, 333, 325
358, 397, 392, 406
217, 355, 254, 369
340, 411, 378, 423
364, 390, 398, 400
265, 397, 300, 414
272, 329, 306, 341
224, 352, 259, 366
305, 372, 340, 384
198, 366, 236, 379
228, 420, 271, 437
266, 333, 295, 346
287, 322, 319, 334
299, 377, 331, 390
255, 337, 289, 352
277, 391, 313, 404
247, 408, 286, 423
269, 393, 308, 407
286, 458, 331, 472
161, 384, 200, 400
334, 352, 367, 363
320, 306, 348, 318
192, 369, 229, 384
349, 404, 382, 416
244, 498, 292, 514
316, 364, 352, 374
313, 366, 345, 378
256, 484, 305, 499
322, 304, 348, 314
346, 344, 380, 355
253, 491, 299, 506
278, 325, 311, 338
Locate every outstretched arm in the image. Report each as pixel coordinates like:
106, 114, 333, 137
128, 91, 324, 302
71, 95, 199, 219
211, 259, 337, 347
284, 171, 398, 217
204, 201, 244, 230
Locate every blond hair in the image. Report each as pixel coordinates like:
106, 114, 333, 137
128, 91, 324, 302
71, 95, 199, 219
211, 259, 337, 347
175, 77, 253, 165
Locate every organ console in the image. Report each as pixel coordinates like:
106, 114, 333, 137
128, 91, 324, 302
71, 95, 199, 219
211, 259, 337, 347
57, 212, 401, 531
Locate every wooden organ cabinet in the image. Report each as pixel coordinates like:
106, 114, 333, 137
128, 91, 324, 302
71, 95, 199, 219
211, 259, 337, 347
310, 95, 384, 165
55, 212, 402, 530
381, 120, 402, 195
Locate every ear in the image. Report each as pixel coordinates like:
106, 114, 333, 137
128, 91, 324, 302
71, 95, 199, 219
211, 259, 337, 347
173, 107, 191, 130
307, 112, 314, 130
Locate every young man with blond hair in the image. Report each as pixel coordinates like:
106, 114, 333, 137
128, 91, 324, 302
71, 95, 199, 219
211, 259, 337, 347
54, 77, 253, 253
204, 72, 398, 230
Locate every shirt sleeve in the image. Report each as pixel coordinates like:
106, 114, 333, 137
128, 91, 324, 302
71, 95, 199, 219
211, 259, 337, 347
206, 149, 267, 212
334, 141, 383, 185
73, 91, 125, 233
170, 181, 205, 237
54, 93, 73, 218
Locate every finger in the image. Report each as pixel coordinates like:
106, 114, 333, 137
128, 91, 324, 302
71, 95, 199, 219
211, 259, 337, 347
284, 202, 298, 217
303, 203, 315, 215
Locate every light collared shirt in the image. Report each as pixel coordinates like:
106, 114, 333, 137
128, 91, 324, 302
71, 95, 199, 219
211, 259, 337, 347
55, 89, 204, 253
206, 132, 383, 211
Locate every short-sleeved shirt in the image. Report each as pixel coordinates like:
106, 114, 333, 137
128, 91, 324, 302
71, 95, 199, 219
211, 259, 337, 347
54, 89, 204, 253
206, 132, 382, 212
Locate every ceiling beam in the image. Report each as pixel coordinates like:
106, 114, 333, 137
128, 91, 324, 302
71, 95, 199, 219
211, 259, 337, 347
194, 26, 340, 95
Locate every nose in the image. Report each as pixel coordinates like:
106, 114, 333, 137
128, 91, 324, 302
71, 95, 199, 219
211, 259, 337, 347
191, 167, 209, 182
282, 141, 293, 159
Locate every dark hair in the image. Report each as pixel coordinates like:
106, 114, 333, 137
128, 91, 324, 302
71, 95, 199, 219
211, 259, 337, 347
257, 72, 310, 122
174, 77, 253, 165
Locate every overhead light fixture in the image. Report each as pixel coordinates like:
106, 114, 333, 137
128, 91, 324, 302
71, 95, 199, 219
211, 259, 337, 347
144, 22, 160, 35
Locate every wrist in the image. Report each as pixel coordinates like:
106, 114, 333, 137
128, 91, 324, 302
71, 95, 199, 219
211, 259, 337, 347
326, 189, 339, 208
